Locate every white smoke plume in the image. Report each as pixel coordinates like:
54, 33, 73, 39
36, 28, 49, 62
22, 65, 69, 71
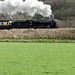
0, 0, 52, 17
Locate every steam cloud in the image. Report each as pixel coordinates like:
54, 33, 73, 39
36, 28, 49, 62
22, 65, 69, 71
0, 0, 52, 17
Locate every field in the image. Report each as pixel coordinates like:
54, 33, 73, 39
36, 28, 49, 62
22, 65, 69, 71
0, 42, 75, 75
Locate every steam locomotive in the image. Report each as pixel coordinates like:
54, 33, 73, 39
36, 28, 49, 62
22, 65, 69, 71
0, 19, 60, 29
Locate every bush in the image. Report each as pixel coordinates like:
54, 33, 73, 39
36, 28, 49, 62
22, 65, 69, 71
0, 29, 75, 39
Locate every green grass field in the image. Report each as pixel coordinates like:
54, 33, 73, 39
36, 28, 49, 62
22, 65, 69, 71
0, 42, 75, 75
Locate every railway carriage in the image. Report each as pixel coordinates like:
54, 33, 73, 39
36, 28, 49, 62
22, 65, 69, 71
0, 20, 12, 29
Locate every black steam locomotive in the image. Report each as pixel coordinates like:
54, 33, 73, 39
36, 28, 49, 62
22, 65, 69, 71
0, 19, 60, 29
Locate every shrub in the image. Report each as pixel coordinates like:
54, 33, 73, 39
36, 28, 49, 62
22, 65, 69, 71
0, 29, 75, 39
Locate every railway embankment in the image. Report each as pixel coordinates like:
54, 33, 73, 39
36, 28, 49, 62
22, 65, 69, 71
0, 28, 75, 42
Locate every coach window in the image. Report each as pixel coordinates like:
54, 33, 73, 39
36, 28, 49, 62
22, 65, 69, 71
7, 22, 8, 25
1, 22, 3, 25
0, 22, 1, 25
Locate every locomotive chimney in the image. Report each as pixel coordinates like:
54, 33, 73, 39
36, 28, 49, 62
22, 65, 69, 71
50, 14, 54, 20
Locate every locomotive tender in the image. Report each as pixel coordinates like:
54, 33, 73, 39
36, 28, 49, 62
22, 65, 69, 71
0, 19, 60, 29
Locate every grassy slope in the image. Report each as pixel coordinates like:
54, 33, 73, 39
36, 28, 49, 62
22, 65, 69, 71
0, 42, 75, 75
0, 38, 75, 43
